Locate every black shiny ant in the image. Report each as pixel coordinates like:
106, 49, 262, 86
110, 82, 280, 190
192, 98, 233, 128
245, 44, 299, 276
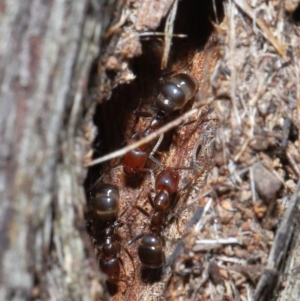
129, 167, 181, 269
156, 72, 199, 114
123, 72, 199, 176
92, 183, 119, 224
89, 183, 134, 285
99, 222, 122, 283
99, 221, 127, 284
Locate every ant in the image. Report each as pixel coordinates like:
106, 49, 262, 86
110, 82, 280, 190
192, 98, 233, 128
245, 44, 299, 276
99, 221, 124, 284
89, 183, 134, 285
123, 72, 199, 176
129, 167, 181, 268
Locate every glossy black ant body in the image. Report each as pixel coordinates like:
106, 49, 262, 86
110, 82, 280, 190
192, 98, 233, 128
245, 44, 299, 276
99, 222, 122, 283
92, 183, 119, 223
90, 183, 132, 284
123, 73, 199, 176
129, 167, 181, 268
156, 73, 199, 114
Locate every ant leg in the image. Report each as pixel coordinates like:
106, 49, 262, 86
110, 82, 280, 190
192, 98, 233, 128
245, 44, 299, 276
164, 209, 184, 236
86, 165, 123, 193
148, 192, 155, 209
170, 192, 180, 211
131, 167, 155, 190
85, 219, 99, 246
174, 213, 184, 236
125, 192, 150, 220
127, 233, 146, 246
116, 198, 141, 233
192, 136, 215, 169
135, 111, 153, 118
113, 207, 131, 229
117, 257, 129, 282
134, 204, 150, 219
133, 99, 153, 118
187, 107, 218, 137
166, 194, 184, 236
167, 179, 193, 236
125, 184, 150, 218
180, 118, 197, 127
86, 173, 105, 193
149, 134, 164, 168
192, 138, 203, 169
159, 68, 189, 83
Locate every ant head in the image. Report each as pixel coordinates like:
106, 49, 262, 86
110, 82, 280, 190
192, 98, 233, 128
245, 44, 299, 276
138, 234, 164, 269
104, 226, 114, 237
155, 168, 180, 194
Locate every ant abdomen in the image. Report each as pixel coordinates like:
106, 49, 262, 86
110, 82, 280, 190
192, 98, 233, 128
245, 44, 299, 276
123, 147, 148, 175
169, 73, 199, 101
155, 168, 180, 194
157, 73, 199, 113
99, 227, 122, 283
99, 257, 121, 283
138, 234, 164, 269
93, 184, 119, 222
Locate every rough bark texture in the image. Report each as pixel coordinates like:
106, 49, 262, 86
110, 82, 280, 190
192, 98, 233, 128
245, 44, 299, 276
0, 0, 113, 300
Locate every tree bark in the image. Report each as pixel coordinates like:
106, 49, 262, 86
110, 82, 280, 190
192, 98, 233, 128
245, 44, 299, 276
0, 0, 113, 299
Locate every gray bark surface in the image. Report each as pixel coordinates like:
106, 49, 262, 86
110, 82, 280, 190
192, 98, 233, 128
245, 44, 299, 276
0, 0, 115, 299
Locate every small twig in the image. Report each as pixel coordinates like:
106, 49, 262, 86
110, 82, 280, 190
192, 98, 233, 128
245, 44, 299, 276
249, 166, 256, 203
228, 1, 241, 128
253, 179, 300, 300
233, 0, 287, 59
286, 147, 300, 177
187, 189, 213, 206
105, 8, 130, 38
267, 179, 300, 269
117, 31, 187, 49
233, 137, 250, 162
195, 238, 241, 245
161, 0, 178, 69
193, 265, 209, 301
212, 0, 219, 24
216, 256, 247, 265
293, 37, 300, 151
138, 31, 187, 38
86, 108, 199, 166
195, 198, 213, 232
